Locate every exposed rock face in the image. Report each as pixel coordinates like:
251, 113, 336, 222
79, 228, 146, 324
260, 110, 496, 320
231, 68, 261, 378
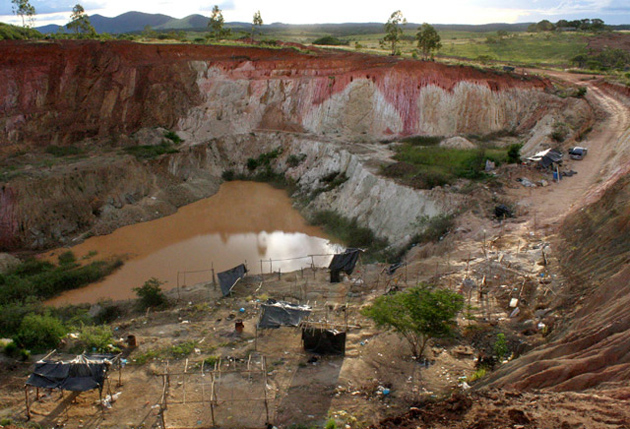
0, 41, 568, 250
1, 41, 552, 151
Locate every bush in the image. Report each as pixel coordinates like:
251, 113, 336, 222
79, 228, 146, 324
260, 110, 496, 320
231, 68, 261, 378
493, 333, 509, 361
414, 214, 455, 243
312, 35, 348, 46
309, 210, 388, 258
77, 325, 116, 353
58, 251, 78, 268
286, 153, 306, 168
13, 314, 67, 354
507, 143, 523, 164
163, 130, 182, 144
45, 145, 82, 157
221, 170, 235, 181
134, 278, 167, 309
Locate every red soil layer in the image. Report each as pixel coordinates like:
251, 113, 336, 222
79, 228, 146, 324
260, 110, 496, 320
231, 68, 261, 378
0, 40, 549, 146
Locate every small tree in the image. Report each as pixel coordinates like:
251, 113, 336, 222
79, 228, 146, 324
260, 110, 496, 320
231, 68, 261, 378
67, 4, 96, 36
11, 0, 36, 28
134, 277, 167, 309
207, 5, 230, 40
362, 284, 464, 357
416, 23, 442, 59
251, 10, 263, 42
493, 333, 509, 361
381, 10, 406, 56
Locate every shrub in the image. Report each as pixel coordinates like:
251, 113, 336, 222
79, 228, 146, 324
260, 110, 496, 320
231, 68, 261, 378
414, 214, 455, 243
13, 314, 67, 354
45, 145, 82, 157
168, 341, 196, 358
493, 333, 509, 361
221, 169, 235, 181
58, 251, 78, 268
163, 130, 182, 144
507, 143, 523, 164
124, 141, 179, 160
286, 153, 306, 168
310, 210, 388, 254
134, 278, 167, 309
550, 122, 570, 142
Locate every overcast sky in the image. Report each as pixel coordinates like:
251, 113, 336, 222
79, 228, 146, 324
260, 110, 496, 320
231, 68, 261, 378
2, 0, 629, 28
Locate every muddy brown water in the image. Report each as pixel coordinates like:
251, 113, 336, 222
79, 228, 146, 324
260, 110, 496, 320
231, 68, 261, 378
46, 181, 341, 305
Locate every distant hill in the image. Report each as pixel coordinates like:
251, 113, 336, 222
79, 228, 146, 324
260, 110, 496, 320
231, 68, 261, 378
34, 12, 534, 35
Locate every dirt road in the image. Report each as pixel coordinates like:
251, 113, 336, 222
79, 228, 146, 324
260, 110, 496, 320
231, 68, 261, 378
511, 71, 630, 225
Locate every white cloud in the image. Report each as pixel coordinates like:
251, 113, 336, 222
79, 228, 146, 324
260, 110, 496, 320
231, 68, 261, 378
2, 0, 628, 27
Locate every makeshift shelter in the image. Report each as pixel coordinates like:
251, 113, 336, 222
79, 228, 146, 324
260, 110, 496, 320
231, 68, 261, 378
329, 248, 361, 283
539, 149, 563, 169
258, 299, 311, 329
25, 352, 122, 419
218, 264, 247, 296
301, 327, 346, 355
527, 148, 563, 169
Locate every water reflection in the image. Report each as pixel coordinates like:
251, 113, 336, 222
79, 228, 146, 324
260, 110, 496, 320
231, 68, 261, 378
46, 182, 341, 305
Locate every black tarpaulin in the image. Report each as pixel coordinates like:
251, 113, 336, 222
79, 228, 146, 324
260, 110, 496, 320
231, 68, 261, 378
218, 264, 247, 296
26, 354, 115, 392
302, 328, 346, 355
540, 149, 563, 168
329, 248, 360, 283
258, 299, 312, 329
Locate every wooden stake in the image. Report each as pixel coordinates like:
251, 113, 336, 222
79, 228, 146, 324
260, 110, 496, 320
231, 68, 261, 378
25, 387, 30, 420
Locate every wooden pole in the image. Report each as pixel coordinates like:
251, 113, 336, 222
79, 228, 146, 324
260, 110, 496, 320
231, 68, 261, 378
25, 386, 30, 420
263, 357, 270, 425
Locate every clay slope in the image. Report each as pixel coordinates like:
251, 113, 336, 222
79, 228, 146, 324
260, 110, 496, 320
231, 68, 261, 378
484, 172, 630, 394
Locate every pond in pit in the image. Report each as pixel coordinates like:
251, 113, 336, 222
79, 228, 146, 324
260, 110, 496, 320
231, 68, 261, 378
46, 181, 341, 305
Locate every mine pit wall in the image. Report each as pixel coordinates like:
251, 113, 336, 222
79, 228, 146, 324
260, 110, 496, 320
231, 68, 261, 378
178, 59, 553, 141
0, 41, 563, 250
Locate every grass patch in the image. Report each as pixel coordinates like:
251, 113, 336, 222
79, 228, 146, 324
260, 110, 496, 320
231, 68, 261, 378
124, 141, 179, 160
385, 144, 509, 189
400, 135, 443, 146
309, 210, 388, 259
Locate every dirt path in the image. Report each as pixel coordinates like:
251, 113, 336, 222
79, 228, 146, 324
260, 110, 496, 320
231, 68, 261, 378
509, 71, 630, 226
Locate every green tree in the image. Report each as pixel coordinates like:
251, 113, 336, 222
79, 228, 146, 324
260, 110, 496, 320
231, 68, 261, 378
142, 24, 157, 39
251, 10, 263, 42
416, 23, 442, 59
67, 4, 96, 36
362, 284, 464, 357
11, 0, 36, 28
381, 10, 406, 56
13, 314, 66, 353
207, 5, 230, 40
134, 278, 167, 309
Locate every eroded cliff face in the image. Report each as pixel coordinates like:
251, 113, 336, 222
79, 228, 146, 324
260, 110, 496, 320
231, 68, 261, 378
1, 40, 552, 150
0, 41, 564, 250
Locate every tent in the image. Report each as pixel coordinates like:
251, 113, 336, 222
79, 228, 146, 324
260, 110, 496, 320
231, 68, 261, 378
25, 352, 122, 418
302, 327, 346, 355
26, 353, 119, 392
258, 299, 311, 329
539, 149, 563, 168
218, 264, 247, 296
329, 248, 361, 283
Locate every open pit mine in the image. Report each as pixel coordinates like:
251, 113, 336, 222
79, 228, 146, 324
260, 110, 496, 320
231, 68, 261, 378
1, 40, 629, 429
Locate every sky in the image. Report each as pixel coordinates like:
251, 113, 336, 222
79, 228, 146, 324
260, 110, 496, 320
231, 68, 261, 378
2, 0, 629, 28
